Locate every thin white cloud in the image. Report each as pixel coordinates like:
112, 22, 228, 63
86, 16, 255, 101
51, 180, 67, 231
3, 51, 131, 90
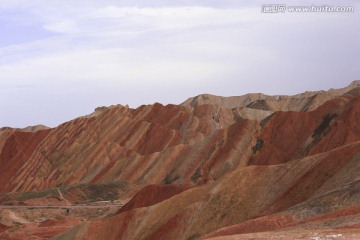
0, 1, 359, 127
0, 4, 260, 86
39, 6, 258, 36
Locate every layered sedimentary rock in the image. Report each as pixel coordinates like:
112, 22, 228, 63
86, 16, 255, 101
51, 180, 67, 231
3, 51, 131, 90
54, 142, 360, 239
1, 80, 360, 239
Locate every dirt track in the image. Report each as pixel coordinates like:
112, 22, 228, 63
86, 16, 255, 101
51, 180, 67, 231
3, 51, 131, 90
0, 204, 123, 209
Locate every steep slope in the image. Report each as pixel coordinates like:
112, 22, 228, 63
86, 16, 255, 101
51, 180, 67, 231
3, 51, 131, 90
0, 103, 264, 194
250, 94, 360, 165
1, 81, 360, 239
0, 128, 51, 193
53, 84, 360, 239
53, 141, 360, 240
2, 88, 358, 195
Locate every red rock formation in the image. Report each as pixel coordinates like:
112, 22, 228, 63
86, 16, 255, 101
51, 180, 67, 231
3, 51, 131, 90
54, 141, 360, 239
117, 184, 190, 214
1, 81, 360, 239
249, 95, 360, 165
0, 223, 10, 233
0, 129, 50, 193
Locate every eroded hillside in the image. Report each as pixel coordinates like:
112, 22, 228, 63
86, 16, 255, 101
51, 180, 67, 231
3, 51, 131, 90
1, 81, 360, 239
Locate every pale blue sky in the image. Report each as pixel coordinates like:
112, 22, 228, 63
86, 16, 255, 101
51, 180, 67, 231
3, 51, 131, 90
1, 0, 359, 127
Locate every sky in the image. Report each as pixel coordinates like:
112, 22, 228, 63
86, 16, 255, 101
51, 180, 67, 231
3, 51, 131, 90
1, 0, 360, 128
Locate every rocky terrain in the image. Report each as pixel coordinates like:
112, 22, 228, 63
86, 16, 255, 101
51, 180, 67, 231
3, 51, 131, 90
1, 80, 360, 239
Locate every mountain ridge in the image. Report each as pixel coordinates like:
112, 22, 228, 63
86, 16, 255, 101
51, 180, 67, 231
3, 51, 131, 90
1, 80, 360, 239
181, 80, 360, 111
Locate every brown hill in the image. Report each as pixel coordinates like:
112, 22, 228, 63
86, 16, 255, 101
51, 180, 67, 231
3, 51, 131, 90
182, 80, 360, 112
1, 80, 360, 239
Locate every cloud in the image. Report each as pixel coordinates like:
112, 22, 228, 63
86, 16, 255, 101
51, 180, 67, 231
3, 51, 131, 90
0, 4, 260, 86
0, 1, 359, 127
38, 5, 259, 37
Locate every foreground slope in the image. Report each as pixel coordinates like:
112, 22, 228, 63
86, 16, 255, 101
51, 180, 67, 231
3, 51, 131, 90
53, 141, 360, 239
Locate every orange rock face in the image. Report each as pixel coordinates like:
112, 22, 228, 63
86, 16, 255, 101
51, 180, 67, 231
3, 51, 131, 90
1, 81, 360, 239
117, 184, 190, 214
